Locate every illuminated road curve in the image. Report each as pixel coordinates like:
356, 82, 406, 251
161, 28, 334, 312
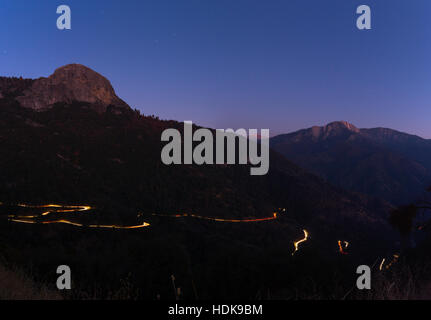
8, 205, 354, 260
151, 211, 279, 223
292, 229, 309, 256
154, 211, 313, 257
338, 240, 349, 255
5, 203, 150, 230
379, 258, 386, 271
10, 218, 150, 229
9, 204, 93, 219
9, 204, 286, 228
379, 254, 400, 271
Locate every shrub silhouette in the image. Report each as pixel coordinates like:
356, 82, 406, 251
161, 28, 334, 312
389, 185, 431, 236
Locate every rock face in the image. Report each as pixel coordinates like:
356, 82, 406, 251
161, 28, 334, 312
309, 121, 360, 140
16, 64, 129, 111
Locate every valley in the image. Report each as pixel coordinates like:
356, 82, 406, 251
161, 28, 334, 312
0, 65, 426, 300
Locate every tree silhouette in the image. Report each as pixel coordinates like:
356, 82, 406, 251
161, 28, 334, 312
389, 186, 431, 236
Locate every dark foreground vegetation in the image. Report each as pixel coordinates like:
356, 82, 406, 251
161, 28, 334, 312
1, 214, 430, 300
0, 208, 401, 300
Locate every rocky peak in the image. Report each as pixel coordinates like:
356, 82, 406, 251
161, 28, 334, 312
16, 64, 129, 111
324, 121, 360, 132
311, 121, 360, 139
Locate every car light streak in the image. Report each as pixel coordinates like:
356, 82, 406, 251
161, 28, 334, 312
8, 204, 282, 230
379, 254, 400, 271
292, 229, 309, 256
385, 254, 399, 270
5, 203, 150, 230
88, 222, 150, 229
10, 219, 37, 224
152, 212, 279, 222
379, 258, 386, 271
338, 240, 349, 255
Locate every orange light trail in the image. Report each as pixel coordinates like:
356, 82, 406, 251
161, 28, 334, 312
16, 204, 92, 216
41, 219, 84, 227
385, 254, 399, 270
12, 219, 150, 229
338, 240, 349, 255
8, 215, 38, 218
6, 203, 150, 230
152, 212, 278, 223
37, 220, 151, 229
88, 222, 150, 229
379, 254, 400, 271
10, 219, 37, 224
292, 229, 309, 256
9, 204, 283, 229
379, 258, 386, 271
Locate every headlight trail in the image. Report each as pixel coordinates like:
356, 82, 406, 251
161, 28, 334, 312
88, 222, 150, 229
10, 218, 37, 224
379, 254, 400, 271
41, 219, 84, 227
15, 204, 93, 217
385, 254, 399, 270
338, 240, 349, 255
5, 203, 150, 230
292, 229, 309, 256
379, 258, 386, 271
152, 211, 280, 223
7, 204, 285, 229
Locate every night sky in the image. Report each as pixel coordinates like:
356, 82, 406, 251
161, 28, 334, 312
1, 0, 430, 137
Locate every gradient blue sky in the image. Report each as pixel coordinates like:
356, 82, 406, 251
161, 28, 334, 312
1, 0, 430, 137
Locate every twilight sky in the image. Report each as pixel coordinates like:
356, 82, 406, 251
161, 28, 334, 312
1, 0, 430, 137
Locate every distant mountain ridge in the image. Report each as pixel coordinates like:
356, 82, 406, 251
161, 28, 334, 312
271, 121, 431, 205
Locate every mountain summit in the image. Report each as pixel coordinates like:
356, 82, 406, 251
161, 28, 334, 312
271, 122, 431, 204
324, 121, 359, 132
15, 64, 128, 111
309, 121, 360, 139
